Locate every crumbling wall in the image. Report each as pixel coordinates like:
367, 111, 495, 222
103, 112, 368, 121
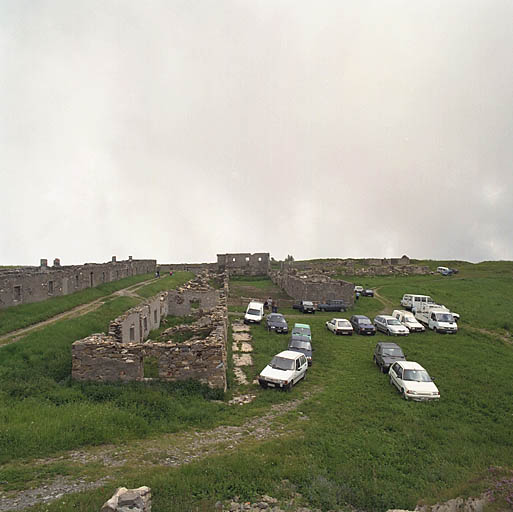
72, 271, 228, 390
108, 296, 162, 343
0, 257, 156, 309
158, 262, 217, 274
217, 252, 269, 276
269, 270, 355, 306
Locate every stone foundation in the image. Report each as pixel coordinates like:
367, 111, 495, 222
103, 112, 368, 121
72, 272, 228, 390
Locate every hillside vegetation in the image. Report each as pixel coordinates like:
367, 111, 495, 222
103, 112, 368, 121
1, 262, 512, 511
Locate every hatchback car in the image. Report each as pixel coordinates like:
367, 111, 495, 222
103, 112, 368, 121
258, 350, 308, 390
373, 342, 406, 373
349, 315, 376, 335
361, 289, 374, 297
326, 318, 353, 335
288, 338, 313, 366
266, 313, 288, 333
389, 361, 440, 401
374, 315, 409, 336
292, 323, 311, 339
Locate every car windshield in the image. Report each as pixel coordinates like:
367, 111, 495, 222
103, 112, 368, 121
270, 356, 295, 371
403, 369, 432, 382
337, 320, 350, 327
270, 315, 285, 323
405, 317, 417, 323
383, 348, 404, 356
303, 301, 313, 306
247, 308, 260, 316
358, 318, 371, 324
436, 313, 454, 322
293, 327, 310, 335
387, 319, 401, 325
290, 341, 311, 350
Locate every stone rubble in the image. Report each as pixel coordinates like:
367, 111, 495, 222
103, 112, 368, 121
101, 486, 151, 512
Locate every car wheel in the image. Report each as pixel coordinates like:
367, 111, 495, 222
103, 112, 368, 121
259, 381, 268, 389
373, 355, 377, 366
433, 327, 437, 333
402, 389, 408, 401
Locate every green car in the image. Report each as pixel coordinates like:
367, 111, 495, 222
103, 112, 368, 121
292, 323, 311, 339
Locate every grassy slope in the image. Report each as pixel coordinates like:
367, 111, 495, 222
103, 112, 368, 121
136, 272, 194, 298
4, 263, 513, 511
0, 273, 154, 336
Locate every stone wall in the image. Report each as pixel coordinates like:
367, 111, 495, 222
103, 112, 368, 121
108, 295, 164, 343
217, 252, 270, 276
72, 272, 228, 390
269, 270, 355, 307
158, 262, 217, 274
0, 257, 156, 309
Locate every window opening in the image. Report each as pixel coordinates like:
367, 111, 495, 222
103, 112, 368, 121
13, 285, 21, 301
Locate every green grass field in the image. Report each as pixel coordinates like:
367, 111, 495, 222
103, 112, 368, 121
1, 263, 513, 511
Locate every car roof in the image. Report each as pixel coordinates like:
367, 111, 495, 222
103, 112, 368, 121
248, 301, 264, 307
352, 315, 369, 319
275, 350, 304, 360
294, 323, 311, 329
332, 318, 350, 322
392, 309, 414, 316
289, 338, 312, 347
377, 315, 397, 320
376, 342, 402, 349
396, 361, 425, 370
291, 334, 311, 342
269, 313, 285, 319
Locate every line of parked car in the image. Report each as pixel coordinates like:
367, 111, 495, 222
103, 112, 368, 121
258, 318, 313, 390
373, 341, 440, 401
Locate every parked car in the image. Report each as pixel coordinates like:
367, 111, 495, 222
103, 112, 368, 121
299, 301, 315, 314
288, 338, 313, 366
326, 318, 353, 335
373, 342, 406, 373
354, 285, 364, 293
266, 313, 288, 333
388, 361, 440, 401
374, 315, 410, 336
415, 309, 458, 334
317, 299, 347, 312
361, 289, 374, 297
292, 323, 311, 339
258, 350, 308, 390
244, 301, 264, 324
349, 315, 376, 335
400, 294, 434, 311
392, 310, 425, 333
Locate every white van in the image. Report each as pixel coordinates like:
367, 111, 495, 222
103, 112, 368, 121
437, 266, 450, 274
244, 301, 264, 324
400, 294, 434, 312
392, 309, 425, 333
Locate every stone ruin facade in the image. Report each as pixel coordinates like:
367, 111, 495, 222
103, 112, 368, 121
217, 252, 270, 276
0, 256, 156, 309
71, 271, 229, 390
269, 269, 355, 307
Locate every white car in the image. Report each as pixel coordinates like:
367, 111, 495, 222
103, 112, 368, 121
374, 315, 409, 336
392, 310, 425, 333
326, 318, 353, 335
389, 361, 440, 401
354, 285, 364, 293
244, 301, 264, 324
258, 350, 308, 391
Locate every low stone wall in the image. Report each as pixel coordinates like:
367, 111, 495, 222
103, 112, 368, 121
269, 270, 355, 307
72, 271, 228, 390
108, 296, 164, 343
158, 262, 216, 274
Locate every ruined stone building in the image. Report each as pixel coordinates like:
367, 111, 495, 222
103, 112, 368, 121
269, 269, 355, 307
72, 272, 228, 390
0, 257, 156, 309
217, 253, 270, 276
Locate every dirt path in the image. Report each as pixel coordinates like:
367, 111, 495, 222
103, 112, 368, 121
371, 287, 395, 314
0, 392, 315, 511
0, 278, 158, 346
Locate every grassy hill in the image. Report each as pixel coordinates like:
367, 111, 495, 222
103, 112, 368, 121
0, 262, 512, 511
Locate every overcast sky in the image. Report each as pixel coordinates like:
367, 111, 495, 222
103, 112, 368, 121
1, 1, 513, 265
